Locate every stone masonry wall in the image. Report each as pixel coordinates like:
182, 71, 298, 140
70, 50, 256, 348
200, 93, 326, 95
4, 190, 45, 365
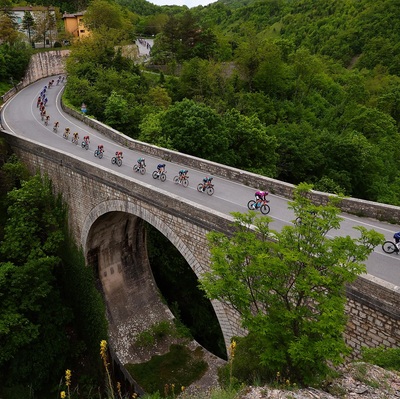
345, 275, 400, 356
1, 51, 68, 103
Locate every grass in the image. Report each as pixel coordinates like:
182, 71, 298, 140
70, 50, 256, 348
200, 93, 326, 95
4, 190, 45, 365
125, 344, 208, 396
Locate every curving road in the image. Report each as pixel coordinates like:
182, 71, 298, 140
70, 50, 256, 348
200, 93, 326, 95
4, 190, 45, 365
2, 77, 400, 286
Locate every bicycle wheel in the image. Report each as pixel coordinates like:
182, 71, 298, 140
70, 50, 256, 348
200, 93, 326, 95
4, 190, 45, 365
260, 204, 271, 215
173, 176, 179, 184
81, 142, 85, 149
382, 241, 397, 254
197, 183, 204, 192
133, 165, 138, 172
98, 152, 103, 159
140, 167, 146, 175
111, 157, 116, 164
94, 150, 98, 158
182, 178, 189, 187
84, 143, 89, 150
206, 186, 214, 196
117, 159, 122, 167
152, 171, 158, 179
247, 200, 256, 210
160, 173, 166, 182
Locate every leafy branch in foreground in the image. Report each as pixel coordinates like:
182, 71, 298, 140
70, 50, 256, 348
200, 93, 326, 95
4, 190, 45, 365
200, 183, 384, 386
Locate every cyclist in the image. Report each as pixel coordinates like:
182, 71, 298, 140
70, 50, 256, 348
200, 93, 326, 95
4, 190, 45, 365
83, 135, 90, 144
73, 132, 79, 143
179, 169, 188, 180
255, 190, 269, 208
53, 121, 59, 131
40, 109, 46, 120
394, 231, 400, 251
115, 151, 123, 160
157, 163, 166, 175
137, 157, 146, 168
202, 176, 213, 191
44, 115, 50, 125
64, 127, 70, 138
98, 144, 104, 154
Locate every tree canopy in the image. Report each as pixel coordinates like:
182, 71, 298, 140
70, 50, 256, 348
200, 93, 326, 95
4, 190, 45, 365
200, 184, 384, 385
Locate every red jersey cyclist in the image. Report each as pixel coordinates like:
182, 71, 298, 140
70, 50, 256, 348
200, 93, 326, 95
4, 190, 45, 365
98, 144, 104, 154
83, 135, 90, 144
115, 151, 123, 160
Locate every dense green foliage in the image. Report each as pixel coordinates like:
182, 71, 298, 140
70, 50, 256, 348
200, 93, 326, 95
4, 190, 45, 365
362, 346, 400, 371
0, 149, 107, 396
200, 184, 384, 385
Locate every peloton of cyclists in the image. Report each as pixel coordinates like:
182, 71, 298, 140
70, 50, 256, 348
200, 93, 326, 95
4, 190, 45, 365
255, 190, 269, 208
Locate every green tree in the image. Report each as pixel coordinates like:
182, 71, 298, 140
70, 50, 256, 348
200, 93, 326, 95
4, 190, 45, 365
200, 184, 383, 385
21, 11, 35, 45
223, 108, 278, 176
160, 98, 231, 163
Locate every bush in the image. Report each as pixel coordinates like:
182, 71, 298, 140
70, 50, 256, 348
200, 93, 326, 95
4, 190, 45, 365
362, 347, 400, 370
53, 41, 62, 48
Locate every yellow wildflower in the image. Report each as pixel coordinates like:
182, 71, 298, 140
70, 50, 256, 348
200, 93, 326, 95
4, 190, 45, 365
65, 369, 72, 387
60, 391, 66, 399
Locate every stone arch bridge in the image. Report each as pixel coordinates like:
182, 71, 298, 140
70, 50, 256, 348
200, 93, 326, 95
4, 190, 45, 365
3, 132, 400, 367
2, 133, 243, 364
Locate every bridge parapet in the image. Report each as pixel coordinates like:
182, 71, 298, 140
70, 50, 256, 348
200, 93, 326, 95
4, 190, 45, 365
63, 104, 400, 225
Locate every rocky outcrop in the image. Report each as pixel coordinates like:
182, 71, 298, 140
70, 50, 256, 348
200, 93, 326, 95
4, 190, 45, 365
238, 363, 400, 399
22, 50, 69, 86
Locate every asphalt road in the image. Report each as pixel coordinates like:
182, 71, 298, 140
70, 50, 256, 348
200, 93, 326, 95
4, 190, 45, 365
2, 77, 400, 286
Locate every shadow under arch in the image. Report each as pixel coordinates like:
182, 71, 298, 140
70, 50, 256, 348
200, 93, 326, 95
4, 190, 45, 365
80, 199, 234, 361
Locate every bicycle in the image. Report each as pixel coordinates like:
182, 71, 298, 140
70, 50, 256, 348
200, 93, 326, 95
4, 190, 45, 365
197, 182, 214, 196
81, 141, 89, 150
173, 174, 189, 187
53, 126, 58, 133
133, 164, 146, 175
247, 198, 271, 215
63, 131, 69, 140
382, 241, 399, 254
71, 137, 79, 145
152, 170, 167, 182
111, 156, 123, 167
94, 149, 104, 159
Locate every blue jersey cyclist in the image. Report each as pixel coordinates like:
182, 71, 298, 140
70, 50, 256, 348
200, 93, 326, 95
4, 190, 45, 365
137, 157, 146, 168
394, 231, 400, 250
157, 163, 166, 174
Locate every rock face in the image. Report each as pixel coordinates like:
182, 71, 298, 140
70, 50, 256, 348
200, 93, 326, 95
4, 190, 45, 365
238, 363, 400, 399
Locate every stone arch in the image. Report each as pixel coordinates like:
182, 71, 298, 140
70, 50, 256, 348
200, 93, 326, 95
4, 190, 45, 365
81, 199, 201, 273
80, 199, 235, 354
